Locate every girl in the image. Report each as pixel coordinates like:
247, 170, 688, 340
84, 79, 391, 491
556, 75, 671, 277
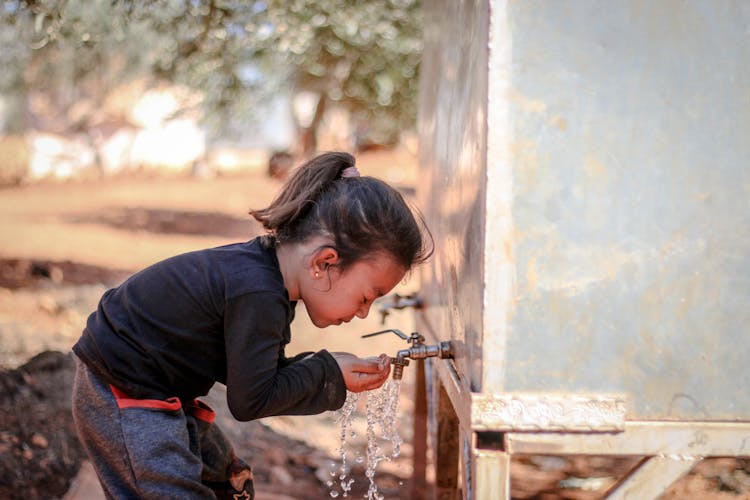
71, 151, 432, 499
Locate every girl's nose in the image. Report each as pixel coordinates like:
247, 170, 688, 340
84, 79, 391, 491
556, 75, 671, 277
356, 302, 372, 319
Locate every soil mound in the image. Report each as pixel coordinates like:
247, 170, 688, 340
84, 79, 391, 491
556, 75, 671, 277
0, 351, 84, 499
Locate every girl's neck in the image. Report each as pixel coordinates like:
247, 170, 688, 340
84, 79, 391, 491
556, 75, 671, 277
275, 243, 301, 301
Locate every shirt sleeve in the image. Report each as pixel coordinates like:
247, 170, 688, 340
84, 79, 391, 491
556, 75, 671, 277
279, 351, 316, 368
223, 291, 347, 421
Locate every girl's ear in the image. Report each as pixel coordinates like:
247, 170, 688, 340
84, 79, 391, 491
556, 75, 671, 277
310, 246, 340, 277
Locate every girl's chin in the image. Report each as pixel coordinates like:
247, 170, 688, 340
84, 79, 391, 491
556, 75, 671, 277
310, 317, 336, 328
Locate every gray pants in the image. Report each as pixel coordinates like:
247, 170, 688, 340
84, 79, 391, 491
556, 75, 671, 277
72, 357, 254, 499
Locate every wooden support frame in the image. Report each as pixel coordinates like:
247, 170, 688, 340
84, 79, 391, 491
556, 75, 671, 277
605, 456, 697, 499
506, 422, 750, 457
420, 358, 750, 500
472, 449, 510, 499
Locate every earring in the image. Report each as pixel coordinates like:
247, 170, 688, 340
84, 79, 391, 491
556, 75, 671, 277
315, 271, 320, 278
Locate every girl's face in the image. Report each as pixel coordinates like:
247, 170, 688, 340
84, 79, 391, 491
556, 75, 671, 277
302, 253, 406, 328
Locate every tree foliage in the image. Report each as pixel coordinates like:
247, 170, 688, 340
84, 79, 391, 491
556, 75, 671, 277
0, 0, 422, 147
257, 0, 422, 148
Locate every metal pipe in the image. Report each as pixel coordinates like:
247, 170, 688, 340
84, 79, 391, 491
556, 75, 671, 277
398, 341, 453, 361
391, 341, 453, 380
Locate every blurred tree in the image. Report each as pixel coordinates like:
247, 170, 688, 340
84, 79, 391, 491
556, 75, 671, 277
0, 0, 422, 152
1, 0, 167, 136
256, 0, 423, 153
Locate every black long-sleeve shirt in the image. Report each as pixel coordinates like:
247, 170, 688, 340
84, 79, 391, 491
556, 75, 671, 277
73, 237, 346, 421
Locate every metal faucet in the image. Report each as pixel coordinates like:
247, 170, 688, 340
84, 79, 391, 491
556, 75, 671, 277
362, 328, 453, 380
377, 293, 423, 324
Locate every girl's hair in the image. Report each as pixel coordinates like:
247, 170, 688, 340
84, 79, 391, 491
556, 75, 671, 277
251, 151, 433, 272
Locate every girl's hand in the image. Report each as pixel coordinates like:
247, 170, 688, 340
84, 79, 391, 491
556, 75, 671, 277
331, 352, 391, 392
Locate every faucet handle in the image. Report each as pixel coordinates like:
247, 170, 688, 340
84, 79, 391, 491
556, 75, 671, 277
361, 328, 409, 340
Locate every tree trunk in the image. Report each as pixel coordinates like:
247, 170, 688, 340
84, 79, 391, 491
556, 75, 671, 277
298, 92, 327, 157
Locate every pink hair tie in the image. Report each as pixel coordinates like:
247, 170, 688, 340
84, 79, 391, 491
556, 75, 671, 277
340, 166, 360, 178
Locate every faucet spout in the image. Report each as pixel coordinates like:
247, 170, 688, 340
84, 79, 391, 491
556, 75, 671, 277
361, 328, 453, 380
389, 356, 410, 380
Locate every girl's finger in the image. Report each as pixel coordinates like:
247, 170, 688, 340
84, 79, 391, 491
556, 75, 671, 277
350, 359, 386, 374
356, 371, 383, 386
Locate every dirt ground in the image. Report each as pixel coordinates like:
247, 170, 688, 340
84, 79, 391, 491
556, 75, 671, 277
1, 150, 748, 499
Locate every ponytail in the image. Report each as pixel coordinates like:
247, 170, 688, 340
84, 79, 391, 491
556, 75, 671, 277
251, 152, 354, 237
250, 151, 433, 272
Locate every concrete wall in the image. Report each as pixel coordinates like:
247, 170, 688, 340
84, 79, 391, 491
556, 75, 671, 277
418, 0, 750, 420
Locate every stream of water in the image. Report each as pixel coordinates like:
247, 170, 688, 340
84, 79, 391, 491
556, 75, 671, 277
331, 380, 403, 499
